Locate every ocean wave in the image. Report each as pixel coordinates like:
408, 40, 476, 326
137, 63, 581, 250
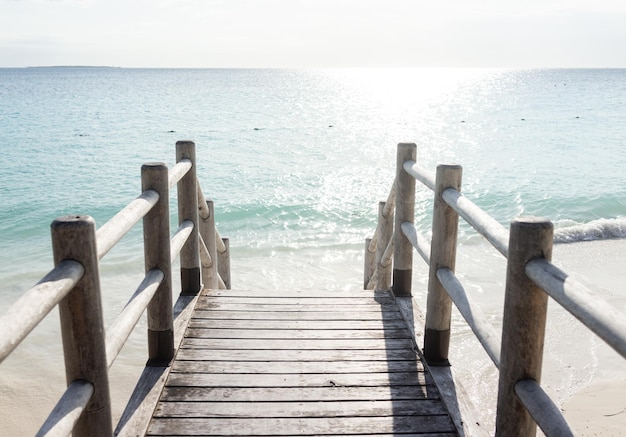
554, 217, 626, 243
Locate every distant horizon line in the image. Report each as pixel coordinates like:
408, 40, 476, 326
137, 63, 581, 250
3, 65, 626, 70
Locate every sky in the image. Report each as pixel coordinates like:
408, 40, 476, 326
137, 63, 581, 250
1, 0, 626, 68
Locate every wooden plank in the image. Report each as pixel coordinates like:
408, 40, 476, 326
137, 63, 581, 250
165, 372, 430, 388
180, 337, 415, 350
195, 302, 395, 312
175, 348, 420, 362
187, 318, 409, 330
191, 310, 403, 320
203, 289, 393, 298
321, 435, 456, 437
153, 399, 448, 418
287, 435, 455, 437
171, 360, 425, 374
141, 289, 460, 436
146, 415, 456, 435
199, 296, 396, 305
159, 385, 440, 402
184, 327, 412, 340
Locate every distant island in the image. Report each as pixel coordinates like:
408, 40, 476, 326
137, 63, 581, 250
25, 65, 122, 69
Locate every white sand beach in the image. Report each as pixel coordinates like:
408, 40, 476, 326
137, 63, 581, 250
554, 239, 626, 435
563, 379, 626, 436
1, 239, 624, 435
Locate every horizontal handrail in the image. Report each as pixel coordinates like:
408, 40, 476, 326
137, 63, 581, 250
437, 268, 501, 367
105, 269, 164, 368
403, 160, 435, 191
35, 380, 94, 437
171, 220, 194, 262
0, 260, 84, 364
168, 159, 192, 188
365, 271, 377, 291
2, 141, 232, 437
383, 145, 585, 435
400, 222, 430, 264
441, 188, 509, 258
1, 158, 195, 366
404, 162, 625, 363
403, 164, 574, 435
367, 237, 377, 255
383, 179, 397, 218
400, 220, 502, 367
217, 273, 226, 290
526, 258, 626, 359
96, 190, 160, 259
199, 234, 214, 269
401, 214, 500, 367
381, 234, 394, 269
515, 379, 574, 437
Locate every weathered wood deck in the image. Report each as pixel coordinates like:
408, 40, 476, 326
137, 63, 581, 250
145, 289, 459, 436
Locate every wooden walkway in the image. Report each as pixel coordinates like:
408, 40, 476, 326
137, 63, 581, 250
146, 289, 458, 436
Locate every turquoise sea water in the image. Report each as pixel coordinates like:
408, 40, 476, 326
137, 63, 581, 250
2, 68, 624, 279
1, 68, 625, 432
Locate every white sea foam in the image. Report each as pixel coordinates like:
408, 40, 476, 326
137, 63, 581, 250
554, 217, 626, 243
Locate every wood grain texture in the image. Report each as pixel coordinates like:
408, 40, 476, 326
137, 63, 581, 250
198, 296, 396, 305
183, 327, 411, 339
145, 289, 458, 436
187, 318, 408, 330
148, 416, 456, 436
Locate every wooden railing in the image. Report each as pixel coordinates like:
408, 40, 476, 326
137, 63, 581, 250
0, 141, 230, 437
366, 142, 626, 437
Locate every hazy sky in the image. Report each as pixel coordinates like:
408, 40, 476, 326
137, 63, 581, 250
1, 0, 626, 68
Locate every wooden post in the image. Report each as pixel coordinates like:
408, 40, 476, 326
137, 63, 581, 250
218, 237, 231, 290
364, 238, 375, 289
376, 201, 393, 291
51, 215, 112, 437
176, 140, 201, 295
199, 200, 219, 290
496, 217, 553, 437
424, 164, 462, 366
142, 163, 174, 366
392, 143, 416, 297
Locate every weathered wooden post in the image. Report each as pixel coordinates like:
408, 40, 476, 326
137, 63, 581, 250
142, 163, 174, 365
51, 215, 112, 437
218, 237, 231, 289
376, 201, 393, 291
424, 164, 462, 365
364, 238, 376, 289
496, 217, 553, 437
392, 143, 416, 297
176, 140, 201, 295
199, 200, 219, 290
